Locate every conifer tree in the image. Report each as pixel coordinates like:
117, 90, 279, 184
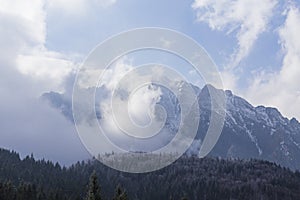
86, 171, 102, 200
112, 185, 127, 200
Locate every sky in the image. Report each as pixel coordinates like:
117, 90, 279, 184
0, 0, 300, 164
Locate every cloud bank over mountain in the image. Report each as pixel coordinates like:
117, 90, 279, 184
0, 0, 299, 164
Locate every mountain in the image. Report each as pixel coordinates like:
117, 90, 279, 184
197, 85, 300, 170
1, 148, 300, 200
42, 83, 300, 170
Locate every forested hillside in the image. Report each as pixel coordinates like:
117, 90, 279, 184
1, 148, 300, 200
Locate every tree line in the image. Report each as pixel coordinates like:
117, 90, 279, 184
0, 171, 127, 200
1, 148, 300, 200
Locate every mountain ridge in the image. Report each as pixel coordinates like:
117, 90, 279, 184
41, 83, 300, 170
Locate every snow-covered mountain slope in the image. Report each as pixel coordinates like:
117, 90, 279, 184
42, 83, 300, 170
196, 85, 300, 170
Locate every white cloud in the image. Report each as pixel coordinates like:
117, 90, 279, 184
0, 0, 78, 92
16, 48, 75, 91
99, 58, 162, 132
220, 69, 238, 91
192, 0, 277, 68
99, 57, 134, 90
244, 6, 300, 119
0, 0, 46, 45
194, 1, 300, 120
0, 0, 89, 163
128, 84, 162, 127
89, 57, 176, 151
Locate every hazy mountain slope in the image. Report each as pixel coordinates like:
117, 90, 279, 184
42, 83, 300, 169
